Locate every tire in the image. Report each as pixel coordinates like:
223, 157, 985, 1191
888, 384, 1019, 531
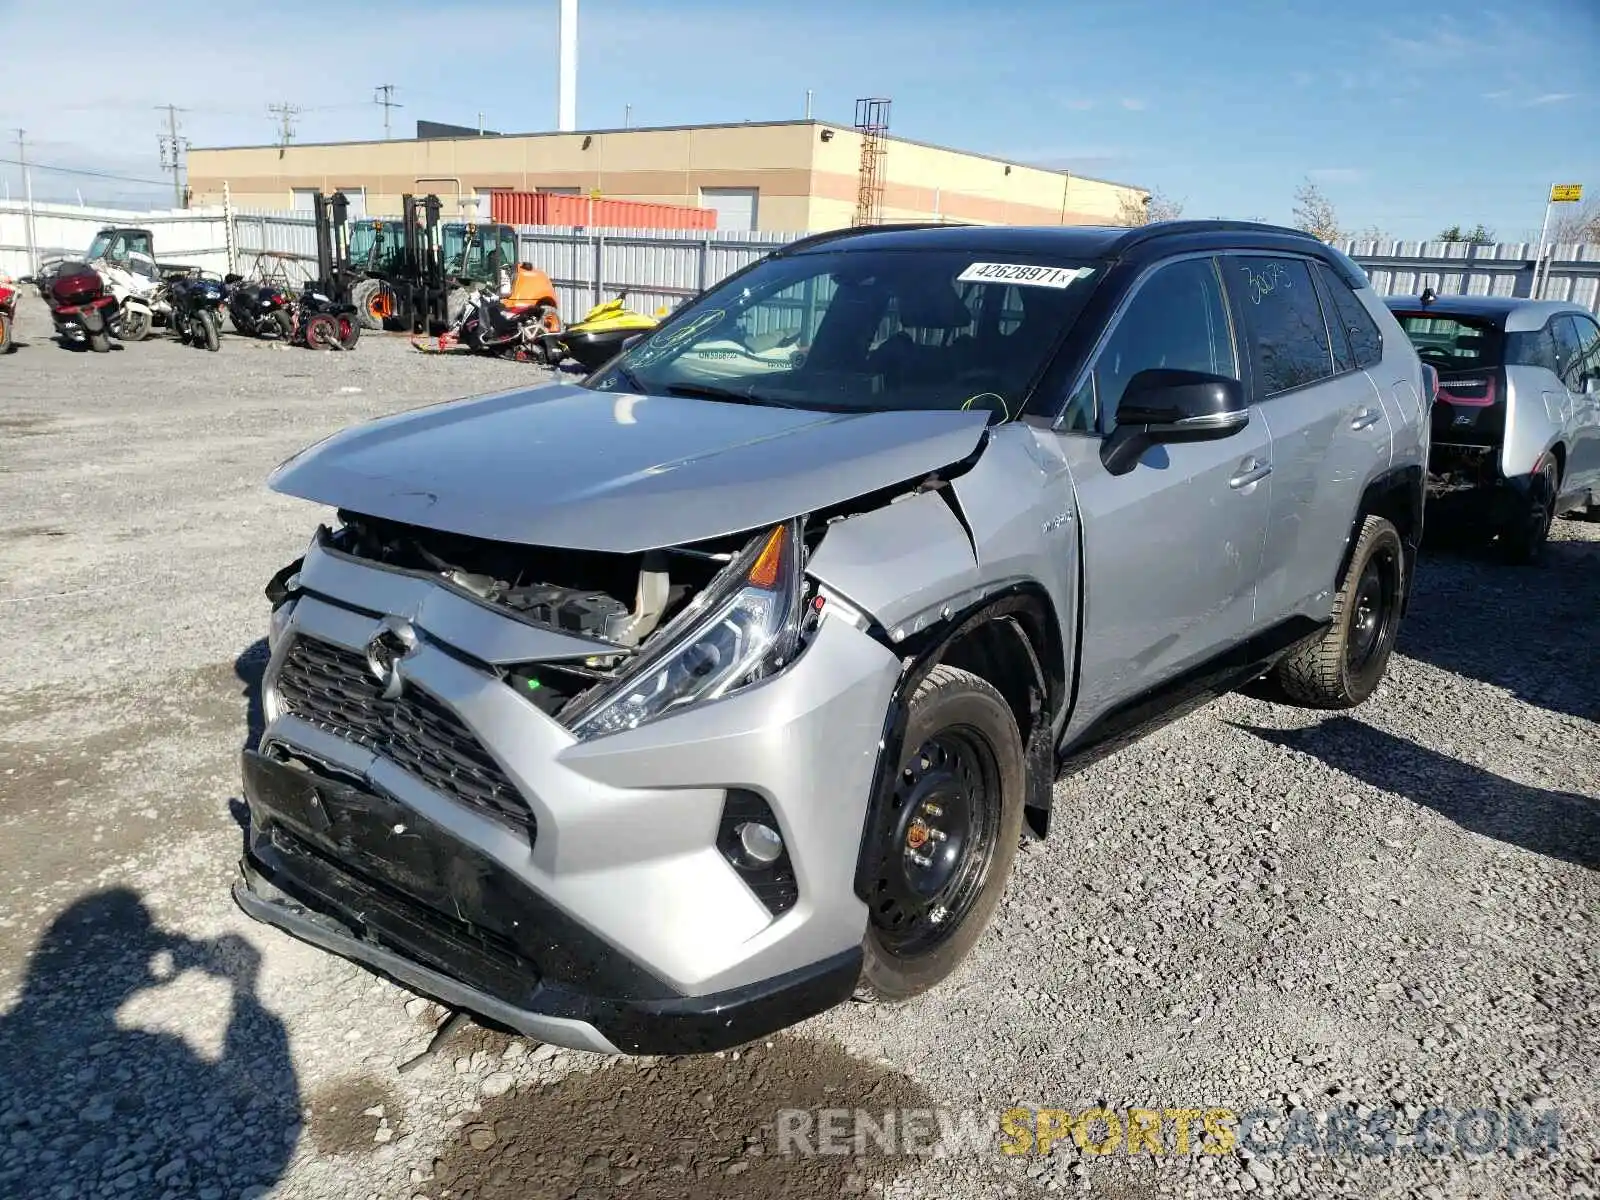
446, 286, 469, 325
303, 313, 338, 350
857, 665, 1026, 1002
120, 305, 150, 342
200, 310, 220, 352
0, 312, 11, 355
336, 313, 361, 350
88, 328, 111, 353
272, 309, 293, 340
352, 278, 391, 330
1275, 515, 1405, 708
176, 316, 192, 346
1499, 457, 1557, 564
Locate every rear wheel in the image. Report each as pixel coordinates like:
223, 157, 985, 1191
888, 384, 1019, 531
303, 313, 339, 350
858, 666, 1025, 1002
336, 313, 360, 350
88, 327, 111, 353
1500, 457, 1557, 564
352, 279, 393, 330
1275, 515, 1405, 708
199, 310, 220, 352
0, 311, 11, 354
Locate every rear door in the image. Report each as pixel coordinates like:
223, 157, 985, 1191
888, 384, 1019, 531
1556, 313, 1600, 498
1222, 254, 1391, 627
1053, 254, 1273, 738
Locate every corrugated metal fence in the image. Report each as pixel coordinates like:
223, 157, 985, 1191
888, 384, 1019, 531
1342, 239, 1600, 314
9, 198, 1599, 321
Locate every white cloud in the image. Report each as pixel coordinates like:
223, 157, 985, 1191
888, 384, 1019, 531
1119, 98, 1148, 112
1526, 92, 1577, 105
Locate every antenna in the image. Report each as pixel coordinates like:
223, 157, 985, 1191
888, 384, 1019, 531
852, 97, 891, 227
374, 84, 402, 140
268, 102, 302, 158
155, 104, 190, 208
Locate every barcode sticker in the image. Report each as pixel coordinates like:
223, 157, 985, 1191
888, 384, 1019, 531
956, 263, 1090, 289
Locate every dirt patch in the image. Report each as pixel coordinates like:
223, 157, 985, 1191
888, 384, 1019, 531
306, 1074, 409, 1157
424, 1035, 1042, 1200
0, 414, 54, 436
0, 525, 67, 542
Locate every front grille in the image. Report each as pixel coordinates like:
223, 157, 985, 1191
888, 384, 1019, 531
274, 635, 534, 832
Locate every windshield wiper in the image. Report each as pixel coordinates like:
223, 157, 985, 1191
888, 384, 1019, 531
662, 382, 803, 410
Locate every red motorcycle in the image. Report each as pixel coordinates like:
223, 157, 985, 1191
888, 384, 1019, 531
47, 264, 120, 352
0, 278, 16, 354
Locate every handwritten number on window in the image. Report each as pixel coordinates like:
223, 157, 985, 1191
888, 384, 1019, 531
1241, 262, 1291, 305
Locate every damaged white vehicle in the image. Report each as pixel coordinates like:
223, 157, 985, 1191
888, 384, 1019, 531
236, 222, 1428, 1054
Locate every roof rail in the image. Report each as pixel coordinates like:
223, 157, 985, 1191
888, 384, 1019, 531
1111, 219, 1317, 253
773, 222, 974, 256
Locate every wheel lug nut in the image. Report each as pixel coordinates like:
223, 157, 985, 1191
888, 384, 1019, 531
922, 802, 943, 817
903, 848, 932, 867
927, 828, 947, 842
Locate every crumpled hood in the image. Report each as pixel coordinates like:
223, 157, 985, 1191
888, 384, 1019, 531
270, 383, 991, 552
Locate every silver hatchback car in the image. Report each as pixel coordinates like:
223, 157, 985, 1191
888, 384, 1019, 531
236, 222, 1429, 1054
1387, 292, 1600, 561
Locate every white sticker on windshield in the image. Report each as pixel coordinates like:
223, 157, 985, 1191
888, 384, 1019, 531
956, 262, 1090, 289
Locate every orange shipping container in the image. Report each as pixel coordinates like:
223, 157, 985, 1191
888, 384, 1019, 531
489, 192, 717, 230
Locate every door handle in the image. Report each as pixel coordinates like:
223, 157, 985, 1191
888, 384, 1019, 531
1229, 459, 1273, 489
1350, 407, 1382, 431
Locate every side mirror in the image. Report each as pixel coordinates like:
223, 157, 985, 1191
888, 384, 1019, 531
1101, 368, 1249, 475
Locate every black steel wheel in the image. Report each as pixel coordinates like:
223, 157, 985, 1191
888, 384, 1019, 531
859, 665, 1024, 1002
1276, 515, 1405, 708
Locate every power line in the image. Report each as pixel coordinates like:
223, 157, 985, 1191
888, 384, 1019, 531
0, 156, 167, 187
373, 85, 403, 140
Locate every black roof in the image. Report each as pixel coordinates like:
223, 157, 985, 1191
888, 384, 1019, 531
776, 220, 1356, 278
1383, 294, 1523, 317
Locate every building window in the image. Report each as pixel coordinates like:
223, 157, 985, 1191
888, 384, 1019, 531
290, 188, 318, 212
699, 187, 760, 231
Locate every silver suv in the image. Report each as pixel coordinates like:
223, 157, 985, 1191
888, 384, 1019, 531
236, 222, 1429, 1054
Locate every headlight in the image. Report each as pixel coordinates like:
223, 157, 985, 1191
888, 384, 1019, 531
566, 521, 805, 739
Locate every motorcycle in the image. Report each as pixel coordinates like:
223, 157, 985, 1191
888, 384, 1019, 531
46, 264, 121, 353
545, 292, 660, 371
0, 278, 16, 354
421, 284, 555, 361
224, 273, 293, 340
168, 274, 227, 351
292, 285, 360, 351
95, 259, 162, 343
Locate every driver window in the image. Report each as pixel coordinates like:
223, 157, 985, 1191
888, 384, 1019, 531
1091, 257, 1237, 428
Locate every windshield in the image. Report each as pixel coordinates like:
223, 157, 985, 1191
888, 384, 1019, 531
584, 249, 1101, 419
85, 231, 113, 262
349, 220, 407, 273
1394, 313, 1504, 370
441, 225, 495, 279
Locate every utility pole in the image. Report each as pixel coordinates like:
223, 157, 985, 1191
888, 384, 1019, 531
156, 104, 190, 209
268, 102, 302, 158
14, 129, 36, 276
374, 84, 402, 140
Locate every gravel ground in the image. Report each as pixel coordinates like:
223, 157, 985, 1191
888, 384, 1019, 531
0, 290, 1595, 1200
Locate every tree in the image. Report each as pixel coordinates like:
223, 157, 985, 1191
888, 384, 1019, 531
1116, 188, 1185, 227
1437, 223, 1495, 244
1350, 224, 1392, 245
1292, 179, 1342, 242
1548, 200, 1600, 245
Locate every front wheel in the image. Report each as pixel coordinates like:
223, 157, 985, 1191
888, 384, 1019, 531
303, 313, 339, 350
200, 310, 220, 352
1275, 515, 1405, 708
120, 305, 151, 342
335, 312, 360, 350
351, 279, 392, 330
858, 665, 1025, 1002
272, 309, 293, 340
0, 311, 11, 354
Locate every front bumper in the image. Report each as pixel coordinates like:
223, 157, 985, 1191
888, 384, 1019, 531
237, 534, 900, 1052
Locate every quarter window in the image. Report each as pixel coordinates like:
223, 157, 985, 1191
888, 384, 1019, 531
1091, 257, 1237, 427
1224, 256, 1334, 396
1569, 315, 1600, 390
1316, 262, 1382, 369
1551, 316, 1585, 391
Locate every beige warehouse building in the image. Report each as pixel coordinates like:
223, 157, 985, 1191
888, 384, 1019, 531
186, 119, 1145, 233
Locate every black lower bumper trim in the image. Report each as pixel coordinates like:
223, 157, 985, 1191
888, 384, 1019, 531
237, 750, 861, 1055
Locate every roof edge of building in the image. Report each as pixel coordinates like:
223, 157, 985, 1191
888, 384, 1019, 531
188, 117, 1146, 193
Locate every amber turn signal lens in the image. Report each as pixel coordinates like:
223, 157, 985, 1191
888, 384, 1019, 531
745, 525, 787, 590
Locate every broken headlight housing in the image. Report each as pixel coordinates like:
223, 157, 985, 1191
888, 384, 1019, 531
565, 521, 805, 739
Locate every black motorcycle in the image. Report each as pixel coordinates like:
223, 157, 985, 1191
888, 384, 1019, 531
224, 274, 293, 339
168, 274, 227, 351
292, 285, 360, 351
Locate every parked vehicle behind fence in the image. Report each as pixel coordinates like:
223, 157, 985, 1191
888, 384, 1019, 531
1387, 292, 1600, 561
236, 221, 1430, 1056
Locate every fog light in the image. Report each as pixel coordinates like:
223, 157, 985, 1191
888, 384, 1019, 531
735, 821, 783, 866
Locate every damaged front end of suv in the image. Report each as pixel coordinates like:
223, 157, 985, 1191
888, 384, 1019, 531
236, 231, 1094, 1054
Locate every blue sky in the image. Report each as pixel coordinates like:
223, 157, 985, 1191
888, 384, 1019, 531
1, 0, 1595, 239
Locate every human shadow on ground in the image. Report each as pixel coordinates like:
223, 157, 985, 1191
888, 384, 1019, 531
1236, 717, 1600, 872
0, 888, 301, 1198
1402, 527, 1600, 725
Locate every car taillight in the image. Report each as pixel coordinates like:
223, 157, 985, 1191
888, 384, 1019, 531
1437, 374, 1496, 407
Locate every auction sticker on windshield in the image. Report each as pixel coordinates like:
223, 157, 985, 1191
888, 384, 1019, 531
956, 263, 1091, 289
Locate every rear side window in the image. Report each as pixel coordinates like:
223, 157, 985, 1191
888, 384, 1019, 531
1570, 315, 1600, 390
1551, 316, 1584, 390
1223, 256, 1333, 396
1316, 263, 1382, 369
